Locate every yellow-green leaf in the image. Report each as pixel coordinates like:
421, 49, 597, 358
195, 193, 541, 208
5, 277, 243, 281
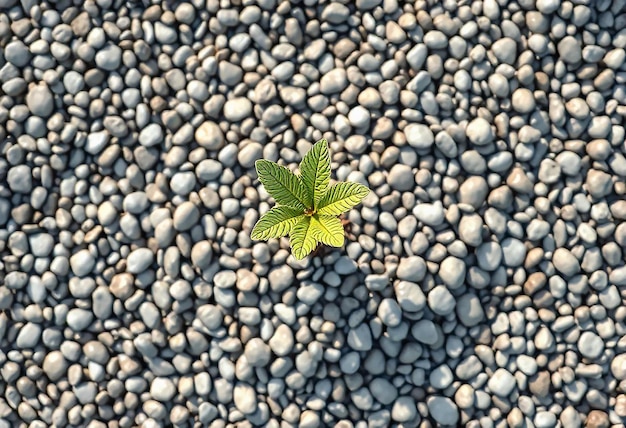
317, 182, 370, 216
299, 139, 331, 209
251, 206, 303, 240
290, 216, 318, 260
256, 159, 308, 210
311, 215, 344, 247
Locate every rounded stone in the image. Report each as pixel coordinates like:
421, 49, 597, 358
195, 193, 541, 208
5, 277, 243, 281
466, 117, 494, 146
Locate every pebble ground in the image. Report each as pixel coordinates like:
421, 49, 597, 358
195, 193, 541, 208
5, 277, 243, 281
1, 0, 626, 427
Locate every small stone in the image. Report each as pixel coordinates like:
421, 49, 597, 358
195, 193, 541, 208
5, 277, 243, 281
488, 368, 516, 397
7, 165, 32, 193
456, 294, 485, 327
466, 117, 494, 146
413, 202, 445, 226
535, 411, 557, 428
95, 44, 122, 70
538, 159, 561, 184
16, 323, 42, 348
458, 176, 488, 209
126, 248, 154, 274
428, 285, 456, 316
427, 396, 459, 426
5, 40, 32, 66
320, 68, 348, 94
397, 257, 426, 282
585, 410, 609, 428
85, 131, 109, 155
411, 320, 441, 345
405, 124, 434, 149
150, 378, 177, 402
612, 354, 626, 380
348, 324, 373, 351
269, 325, 294, 356
512, 88, 536, 113
552, 248, 580, 277
578, 331, 604, 359
377, 298, 402, 327
458, 214, 484, 247
195, 121, 224, 150
223, 98, 253, 122
429, 365, 454, 389
70, 250, 95, 277
438, 256, 466, 289
501, 238, 527, 267
391, 396, 417, 422
558, 36, 582, 64
244, 338, 271, 367
43, 351, 68, 381
66, 308, 94, 331
394, 281, 426, 312
491, 37, 517, 65
173, 202, 200, 231
234, 383, 257, 414
139, 124, 163, 147
476, 242, 502, 271
26, 84, 54, 117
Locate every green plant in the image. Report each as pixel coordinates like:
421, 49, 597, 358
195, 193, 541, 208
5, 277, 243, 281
251, 139, 370, 260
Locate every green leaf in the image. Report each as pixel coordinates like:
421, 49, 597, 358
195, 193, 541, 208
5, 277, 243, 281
251, 206, 304, 241
317, 182, 370, 216
311, 215, 344, 247
299, 139, 331, 209
290, 216, 318, 260
255, 159, 309, 210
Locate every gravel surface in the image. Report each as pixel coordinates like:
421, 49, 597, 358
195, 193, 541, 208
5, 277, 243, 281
1, 0, 626, 427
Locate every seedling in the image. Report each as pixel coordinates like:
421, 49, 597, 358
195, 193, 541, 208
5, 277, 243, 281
251, 139, 370, 260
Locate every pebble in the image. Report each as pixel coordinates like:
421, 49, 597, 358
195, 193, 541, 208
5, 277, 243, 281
428, 285, 456, 316
405, 124, 434, 149
427, 396, 459, 426
387, 164, 414, 191
578, 331, 604, 359
195, 121, 225, 150
7, 165, 32, 193
488, 369, 516, 397
552, 248, 580, 277
150, 378, 177, 402
558, 36, 582, 64
26, 84, 54, 117
476, 242, 502, 271
139, 124, 164, 147
438, 256, 466, 288
456, 294, 485, 327
234, 383, 257, 414
42, 351, 68, 381
70, 250, 95, 277
466, 118, 494, 146
391, 397, 417, 422
396, 257, 426, 282
223, 98, 253, 122
126, 248, 154, 274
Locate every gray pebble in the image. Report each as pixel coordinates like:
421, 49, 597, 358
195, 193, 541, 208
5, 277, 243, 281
7, 165, 32, 193
70, 250, 95, 277
427, 396, 459, 426
139, 124, 163, 147
488, 368, 516, 397
127, 248, 154, 274
428, 285, 456, 316
26, 84, 54, 117
456, 294, 485, 327
94, 44, 122, 70
577, 331, 604, 359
